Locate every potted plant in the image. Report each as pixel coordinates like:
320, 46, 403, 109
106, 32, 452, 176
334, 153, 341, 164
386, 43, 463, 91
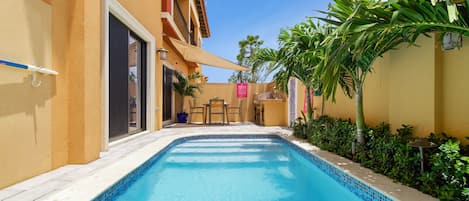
173, 71, 202, 123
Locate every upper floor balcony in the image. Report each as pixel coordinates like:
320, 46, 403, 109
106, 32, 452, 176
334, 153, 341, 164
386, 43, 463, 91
161, 0, 210, 47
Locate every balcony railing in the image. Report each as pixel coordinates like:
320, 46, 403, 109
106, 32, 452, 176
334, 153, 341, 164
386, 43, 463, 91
190, 22, 197, 46
190, 34, 197, 46
174, 0, 190, 42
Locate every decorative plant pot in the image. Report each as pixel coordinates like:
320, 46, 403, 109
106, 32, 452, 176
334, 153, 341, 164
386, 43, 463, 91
177, 113, 188, 123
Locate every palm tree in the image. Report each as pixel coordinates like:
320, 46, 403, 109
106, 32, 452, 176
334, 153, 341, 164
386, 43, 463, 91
317, 0, 469, 144
317, 0, 410, 144
431, 0, 467, 22
255, 19, 330, 120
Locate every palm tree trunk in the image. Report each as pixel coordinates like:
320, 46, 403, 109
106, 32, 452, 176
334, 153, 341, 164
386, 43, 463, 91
306, 86, 314, 120
355, 85, 365, 144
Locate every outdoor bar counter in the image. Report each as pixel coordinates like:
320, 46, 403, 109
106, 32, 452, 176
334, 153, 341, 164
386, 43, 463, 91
255, 99, 288, 126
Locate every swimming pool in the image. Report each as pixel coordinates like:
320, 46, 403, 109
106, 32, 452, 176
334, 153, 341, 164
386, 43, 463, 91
94, 135, 393, 201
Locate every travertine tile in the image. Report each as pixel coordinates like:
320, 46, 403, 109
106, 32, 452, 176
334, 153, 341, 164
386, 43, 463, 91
4, 180, 68, 201
0, 189, 23, 200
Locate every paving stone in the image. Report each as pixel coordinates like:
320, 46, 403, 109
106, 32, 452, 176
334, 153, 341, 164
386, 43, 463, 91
4, 180, 68, 201
0, 189, 23, 200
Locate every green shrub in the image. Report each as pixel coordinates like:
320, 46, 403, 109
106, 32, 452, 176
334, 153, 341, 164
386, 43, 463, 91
307, 116, 355, 158
291, 116, 469, 200
292, 112, 313, 140
291, 117, 307, 139
428, 140, 469, 200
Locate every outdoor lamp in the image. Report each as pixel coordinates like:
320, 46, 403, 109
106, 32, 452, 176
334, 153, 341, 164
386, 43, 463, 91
157, 48, 169, 60
442, 32, 462, 51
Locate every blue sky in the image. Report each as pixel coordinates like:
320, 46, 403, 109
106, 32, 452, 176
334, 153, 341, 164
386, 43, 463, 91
202, 0, 331, 83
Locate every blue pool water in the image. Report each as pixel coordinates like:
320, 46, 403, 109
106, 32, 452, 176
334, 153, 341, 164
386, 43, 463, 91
110, 137, 366, 201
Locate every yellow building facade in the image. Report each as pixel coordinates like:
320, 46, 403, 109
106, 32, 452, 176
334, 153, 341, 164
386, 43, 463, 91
0, 0, 217, 189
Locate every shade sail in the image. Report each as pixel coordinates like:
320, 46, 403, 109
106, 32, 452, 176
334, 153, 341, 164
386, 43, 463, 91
168, 37, 248, 71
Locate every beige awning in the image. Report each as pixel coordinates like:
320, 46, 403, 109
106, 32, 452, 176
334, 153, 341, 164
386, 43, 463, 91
168, 37, 248, 71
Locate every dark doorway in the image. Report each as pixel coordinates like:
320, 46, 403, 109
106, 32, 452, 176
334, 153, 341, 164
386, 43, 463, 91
109, 14, 147, 140
162, 66, 173, 122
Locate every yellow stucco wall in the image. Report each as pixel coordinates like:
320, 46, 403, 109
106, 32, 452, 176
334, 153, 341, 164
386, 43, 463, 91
189, 83, 271, 123
441, 38, 469, 138
388, 36, 438, 137
318, 35, 469, 142
0, 0, 53, 188
320, 54, 390, 126
0, 0, 194, 189
50, 0, 70, 170
163, 42, 190, 75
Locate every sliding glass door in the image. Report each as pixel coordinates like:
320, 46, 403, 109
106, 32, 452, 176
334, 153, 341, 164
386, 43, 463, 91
109, 14, 147, 140
162, 66, 173, 122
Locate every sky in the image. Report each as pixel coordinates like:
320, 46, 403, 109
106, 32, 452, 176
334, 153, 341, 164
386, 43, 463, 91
201, 0, 331, 83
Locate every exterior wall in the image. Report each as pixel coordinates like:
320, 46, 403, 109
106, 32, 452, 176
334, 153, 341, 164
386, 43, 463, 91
163, 41, 190, 75
0, 0, 198, 189
441, 38, 469, 139
319, 54, 390, 126
387, 36, 438, 137
190, 83, 272, 122
316, 35, 469, 142
65, 0, 102, 165
0, 0, 53, 189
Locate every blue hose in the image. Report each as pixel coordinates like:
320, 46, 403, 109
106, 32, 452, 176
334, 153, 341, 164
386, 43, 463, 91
0, 59, 29, 69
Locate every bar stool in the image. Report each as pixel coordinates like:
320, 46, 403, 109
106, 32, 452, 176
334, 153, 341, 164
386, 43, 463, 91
254, 102, 264, 125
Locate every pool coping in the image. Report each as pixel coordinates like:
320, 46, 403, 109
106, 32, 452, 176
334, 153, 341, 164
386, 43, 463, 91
43, 132, 434, 201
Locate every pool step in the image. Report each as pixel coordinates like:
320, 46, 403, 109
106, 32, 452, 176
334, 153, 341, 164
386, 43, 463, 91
163, 160, 291, 168
171, 147, 288, 154
175, 142, 284, 149
187, 139, 279, 143
165, 154, 290, 164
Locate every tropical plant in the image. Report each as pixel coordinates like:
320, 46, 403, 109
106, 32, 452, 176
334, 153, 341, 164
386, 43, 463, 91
316, 0, 469, 144
228, 35, 266, 83
316, 0, 408, 144
431, 0, 467, 22
291, 115, 307, 139
254, 19, 331, 120
293, 116, 469, 200
428, 140, 469, 200
173, 71, 202, 113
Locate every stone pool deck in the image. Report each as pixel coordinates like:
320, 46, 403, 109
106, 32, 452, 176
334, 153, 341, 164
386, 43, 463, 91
0, 123, 436, 201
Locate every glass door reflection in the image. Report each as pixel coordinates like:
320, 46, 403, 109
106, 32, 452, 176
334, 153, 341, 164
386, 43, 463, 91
128, 34, 142, 133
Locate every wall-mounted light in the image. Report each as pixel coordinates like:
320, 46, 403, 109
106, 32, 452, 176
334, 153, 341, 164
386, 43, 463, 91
157, 48, 169, 60
442, 32, 462, 51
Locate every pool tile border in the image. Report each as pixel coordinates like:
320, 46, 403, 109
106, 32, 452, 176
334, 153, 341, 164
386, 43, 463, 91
281, 138, 395, 201
92, 142, 174, 201
93, 134, 395, 201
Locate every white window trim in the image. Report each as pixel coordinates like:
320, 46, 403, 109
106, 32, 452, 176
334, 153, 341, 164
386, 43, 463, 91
102, 0, 156, 151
